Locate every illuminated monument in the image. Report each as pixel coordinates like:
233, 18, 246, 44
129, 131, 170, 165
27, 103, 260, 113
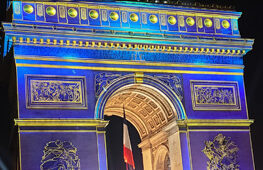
2, 0, 255, 169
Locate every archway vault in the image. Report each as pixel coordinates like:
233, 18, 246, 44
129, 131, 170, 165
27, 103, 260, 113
104, 84, 178, 139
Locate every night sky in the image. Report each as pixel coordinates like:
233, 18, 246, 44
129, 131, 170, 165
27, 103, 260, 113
0, 0, 262, 169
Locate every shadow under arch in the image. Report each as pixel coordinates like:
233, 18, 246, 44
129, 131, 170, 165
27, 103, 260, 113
95, 74, 186, 120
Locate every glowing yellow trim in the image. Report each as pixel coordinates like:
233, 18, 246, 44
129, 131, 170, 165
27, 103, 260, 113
15, 119, 109, 127
8, 29, 251, 47
15, 56, 244, 70
177, 119, 254, 127
187, 129, 250, 132
9, 34, 250, 57
18, 130, 22, 170
19, 130, 97, 133
16, 63, 244, 75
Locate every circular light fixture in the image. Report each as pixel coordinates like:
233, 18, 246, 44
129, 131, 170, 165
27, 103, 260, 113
23, 5, 34, 14
89, 10, 99, 19
46, 6, 56, 16
204, 18, 213, 27
222, 20, 230, 29
186, 17, 195, 26
149, 15, 158, 24
168, 16, 176, 25
68, 8, 78, 18
130, 13, 139, 22
110, 12, 119, 21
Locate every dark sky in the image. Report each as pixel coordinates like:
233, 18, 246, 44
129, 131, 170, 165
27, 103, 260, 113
235, 1, 262, 169
0, 0, 262, 170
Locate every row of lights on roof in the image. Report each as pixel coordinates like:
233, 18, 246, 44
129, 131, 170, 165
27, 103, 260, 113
130, 0, 235, 10
23, 5, 230, 28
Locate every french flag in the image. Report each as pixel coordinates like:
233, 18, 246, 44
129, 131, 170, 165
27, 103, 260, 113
123, 107, 135, 170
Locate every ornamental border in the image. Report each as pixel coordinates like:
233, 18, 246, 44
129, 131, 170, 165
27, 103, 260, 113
11, 36, 247, 57
190, 80, 241, 111
25, 74, 88, 109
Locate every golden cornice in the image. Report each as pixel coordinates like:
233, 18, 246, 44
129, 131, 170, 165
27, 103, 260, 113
15, 119, 109, 127
11, 36, 247, 57
177, 119, 254, 127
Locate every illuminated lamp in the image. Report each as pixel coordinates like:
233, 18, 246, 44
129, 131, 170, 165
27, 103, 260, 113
168, 16, 176, 25
186, 17, 195, 26
68, 8, 78, 18
149, 15, 158, 24
46, 6, 56, 16
23, 5, 34, 14
130, 13, 139, 22
110, 12, 119, 21
204, 18, 213, 27
222, 20, 230, 29
89, 10, 99, 19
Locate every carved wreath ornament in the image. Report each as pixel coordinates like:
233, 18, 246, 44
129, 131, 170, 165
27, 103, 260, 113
40, 140, 80, 170
202, 134, 240, 170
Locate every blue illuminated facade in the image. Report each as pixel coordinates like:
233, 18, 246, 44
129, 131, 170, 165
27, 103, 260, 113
2, 0, 255, 169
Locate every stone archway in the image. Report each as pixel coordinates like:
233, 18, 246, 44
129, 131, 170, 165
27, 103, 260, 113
103, 82, 184, 170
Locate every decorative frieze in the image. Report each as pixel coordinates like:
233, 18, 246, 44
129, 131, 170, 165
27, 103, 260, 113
154, 74, 183, 101
95, 72, 122, 97
26, 75, 87, 109
190, 80, 241, 110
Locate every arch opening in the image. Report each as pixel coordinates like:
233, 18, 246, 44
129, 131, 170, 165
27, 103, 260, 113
101, 75, 185, 170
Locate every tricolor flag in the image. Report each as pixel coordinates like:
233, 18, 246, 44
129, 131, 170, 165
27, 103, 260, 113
123, 107, 135, 170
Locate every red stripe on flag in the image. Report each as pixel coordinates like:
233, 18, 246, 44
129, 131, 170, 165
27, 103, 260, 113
123, 145, 135, 168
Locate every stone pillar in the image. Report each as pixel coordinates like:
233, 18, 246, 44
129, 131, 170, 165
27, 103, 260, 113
164, 121, 183, 170
138, 139, 153, 170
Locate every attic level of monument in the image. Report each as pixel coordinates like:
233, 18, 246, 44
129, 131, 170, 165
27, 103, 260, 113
4, 0, 253, 62
7, 0, 236, 10
11, 1, 241, 38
